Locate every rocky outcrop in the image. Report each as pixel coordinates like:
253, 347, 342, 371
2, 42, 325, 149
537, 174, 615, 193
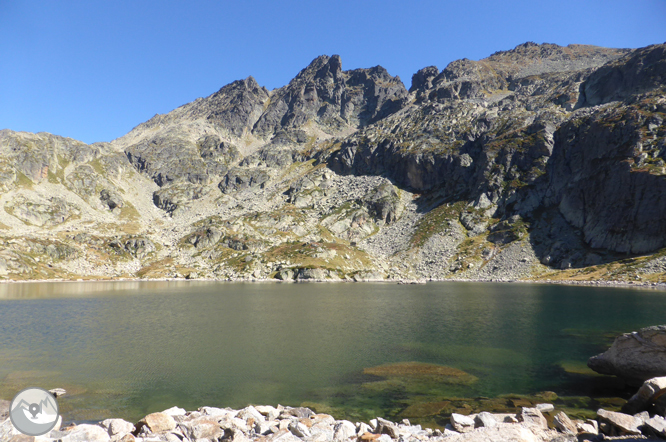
109, 236, 156, 259
582, 44, 666, 106
252, 55, 408, 137
125, 132, 211, 187
153, 182, 208, 215
588, 326, 666, 384
219, 167, 270, 193
546, 102, 666, 254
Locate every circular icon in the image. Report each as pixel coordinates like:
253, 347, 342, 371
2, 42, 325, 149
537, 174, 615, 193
9, 387, 59, 436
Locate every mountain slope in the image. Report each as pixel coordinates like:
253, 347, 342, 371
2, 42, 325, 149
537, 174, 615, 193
1, 42, 665, 283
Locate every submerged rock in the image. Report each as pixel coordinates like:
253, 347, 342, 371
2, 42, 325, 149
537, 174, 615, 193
363, 361, 478, 385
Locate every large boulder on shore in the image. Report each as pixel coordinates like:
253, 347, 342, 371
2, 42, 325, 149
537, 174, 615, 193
588, 325, 666, 385
622, 376, 666, 414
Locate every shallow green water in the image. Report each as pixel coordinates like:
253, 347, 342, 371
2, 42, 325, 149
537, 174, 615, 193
0, 281, 664, 424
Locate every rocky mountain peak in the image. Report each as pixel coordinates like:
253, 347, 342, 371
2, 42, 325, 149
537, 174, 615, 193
293, 54, 343, 84
251, 54, 407, 137
195, 75, 270, 136
410, 66, 439, 93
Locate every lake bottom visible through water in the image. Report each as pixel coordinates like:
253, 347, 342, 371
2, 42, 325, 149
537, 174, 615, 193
0, 281, 663, 427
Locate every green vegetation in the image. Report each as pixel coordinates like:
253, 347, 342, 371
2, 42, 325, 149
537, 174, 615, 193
410, 201, 467, 247
119, 202, 140, 221
264, 241, 373, 274
89, 158, 106, 176
15, 171, 34, 188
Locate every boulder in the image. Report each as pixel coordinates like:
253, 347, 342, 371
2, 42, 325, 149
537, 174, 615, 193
596, 408, 642, 436
100, 188, 124, 210
553, 411, 577, 435
180, 416, 223, 440
254, 420, 274, 435
644, 415, 666, 438
271, 429, 302, 442
48, 388, 67, 398
60, 424, 111, 441
255, 405, 280, 421
450, 413, 475, 433
622, 376, 666, 414
279, 407, 314, 419
289, 421, 311, 438
136, 412, 176, 434
588, 326, 666, 385
356, 422, 372, 435
275, 269, 295, 281
535, 403, 554, 413
161, 406, 187, 416
443, 424, 548, 442
359, 432, 381, 441
332, 420, 355, 441
519, 407, 548, 430
375, 417, 399, 438
576, 420, 598, 435
100, 418, 135, 436
473, 411, 497, 428
237, 405, 265, 423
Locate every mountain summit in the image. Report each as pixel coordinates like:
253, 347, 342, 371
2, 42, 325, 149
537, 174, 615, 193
0, 43, 665, 282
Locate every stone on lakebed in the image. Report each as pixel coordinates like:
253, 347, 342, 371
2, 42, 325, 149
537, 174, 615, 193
363, 361, 478, 385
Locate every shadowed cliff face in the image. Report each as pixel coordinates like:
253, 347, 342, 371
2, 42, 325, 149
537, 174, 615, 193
547, 103, 666, 254
0, 44, 665, 282
326, 44, 666, 266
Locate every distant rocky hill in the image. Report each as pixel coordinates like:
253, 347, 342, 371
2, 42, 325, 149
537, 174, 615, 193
1, 42, 665, 283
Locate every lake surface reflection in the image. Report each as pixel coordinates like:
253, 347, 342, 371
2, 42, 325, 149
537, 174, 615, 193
0, 281, 664, 425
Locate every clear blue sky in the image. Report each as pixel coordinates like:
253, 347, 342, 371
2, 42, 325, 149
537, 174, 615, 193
1, 0, 665, 144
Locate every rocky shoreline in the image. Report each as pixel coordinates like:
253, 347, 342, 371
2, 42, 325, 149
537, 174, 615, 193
1, 276, 666, 291
1, 396, 665, 442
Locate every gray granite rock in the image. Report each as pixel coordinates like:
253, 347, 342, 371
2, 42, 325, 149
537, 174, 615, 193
596, 408, 642, 436
553, 411, 577, 435
100, 418, 135, 436
520, 408, 548, 430
589, 326, 666, 385
473, 412, 497, 429
450, 413, 475, 433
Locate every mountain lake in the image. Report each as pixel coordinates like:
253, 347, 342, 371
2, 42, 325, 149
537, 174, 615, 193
0, 281, 664, 427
